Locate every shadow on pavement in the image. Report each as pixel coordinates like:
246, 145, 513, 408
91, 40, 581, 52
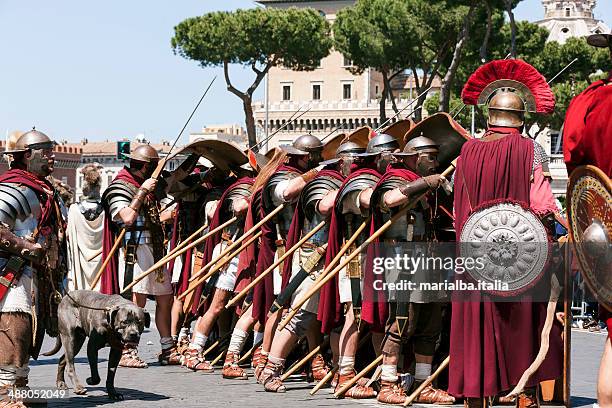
48, 388, 169, 407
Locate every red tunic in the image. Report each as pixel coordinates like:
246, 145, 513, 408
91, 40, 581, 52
449, 130, 562, 398
563, 72, 612, 334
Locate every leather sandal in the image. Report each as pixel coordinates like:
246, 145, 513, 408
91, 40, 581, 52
377, 380, 407, 405
119, 346, 148, 368
222, 351, 248, 380
414, 384, 455, 404
335, 371, 377, 399
311, 353, 330, 381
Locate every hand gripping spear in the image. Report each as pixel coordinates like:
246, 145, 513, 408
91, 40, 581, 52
92, 76, 217, 291
225, 219, 328, 308
278, 160, 458, 332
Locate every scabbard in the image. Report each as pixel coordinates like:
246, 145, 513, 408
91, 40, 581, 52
269, 244, 327, 314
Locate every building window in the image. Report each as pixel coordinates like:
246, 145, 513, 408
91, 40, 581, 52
107, 175, 113, 185
565, 7, 571, 17
316, 59, 322, 69
282, 85, 291, 101
343, 83, 352, 100
312, 84, 321, 100
551, 132, 563, 155
375, 85, 379, 97
343, 56, 353, 67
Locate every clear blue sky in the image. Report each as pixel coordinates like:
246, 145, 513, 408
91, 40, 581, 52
1, 0, 610, 144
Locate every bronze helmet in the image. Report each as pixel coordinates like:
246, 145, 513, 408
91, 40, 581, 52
365, 133, 400, 154
6, 128, 56, 154
126, 144, 160, 163
281, 134, 323, 156
404, 135, 439, 154
293, 134, 323, 153
487, 91, 526, 128
336, 141, 365, 157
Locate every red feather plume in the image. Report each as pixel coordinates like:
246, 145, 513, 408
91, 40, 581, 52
461, 59, 555, 114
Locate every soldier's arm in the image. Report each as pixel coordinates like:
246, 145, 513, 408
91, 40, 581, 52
382, 175, 445, 209
358, 188, 373, 210
0, 224, 45, 263
230, 197, 249, 216
317, 190, 338, 217
116, 177, 158, 226
280, 166, 324, 202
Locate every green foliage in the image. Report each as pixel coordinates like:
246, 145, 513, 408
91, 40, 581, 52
172, 7, 332, 71
424, 93, 479, 131
333, 0, 415, 74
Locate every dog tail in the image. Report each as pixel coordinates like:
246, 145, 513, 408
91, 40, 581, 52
42, 337, 62, 356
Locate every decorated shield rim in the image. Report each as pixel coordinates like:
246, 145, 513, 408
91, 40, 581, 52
567, 164, 612, 312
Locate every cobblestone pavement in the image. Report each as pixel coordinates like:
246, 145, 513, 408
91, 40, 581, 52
28, 309, 605, 408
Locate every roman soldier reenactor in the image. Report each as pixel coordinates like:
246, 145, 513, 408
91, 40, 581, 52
363, 136, 452, 405
450, 59, 563, 408
182, 166, 254, 372
563, 32, 612, 407
251, 135, 324, 382
100, 144, 174, 367
166, 158, 228, 362
259, 145, 347, 393
0, 130, 67, 407
66, 164, 104, 291
317, 134, 399, 399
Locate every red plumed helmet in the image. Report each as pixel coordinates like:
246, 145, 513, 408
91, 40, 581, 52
461, 59, 555, 114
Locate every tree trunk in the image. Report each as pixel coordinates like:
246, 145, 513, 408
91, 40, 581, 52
440, 4, 476, 112
505, 0, 517, 58
379, 70, 390, 125
242, 96, 258, 149
223, 60, 268, 150
480, 0, 493, 61
383, 70, 400, 115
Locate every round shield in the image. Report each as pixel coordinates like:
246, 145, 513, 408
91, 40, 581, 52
382, 119, 413, 151
168, 139, 248, 172
460, 202, 550, 296
567, 165, 612, 311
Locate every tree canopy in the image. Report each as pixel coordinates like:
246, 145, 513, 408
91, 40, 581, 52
172, 7, 332, 148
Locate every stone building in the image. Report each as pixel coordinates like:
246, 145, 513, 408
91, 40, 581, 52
252, 0, 440, 149
537, 0, 609, 44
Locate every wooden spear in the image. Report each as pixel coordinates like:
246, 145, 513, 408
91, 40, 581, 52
90, 229, 126, 290
226, 220, 327, 308
189, 204, 285, 283
120, 217, 236, 294
180, 231, 263, 305
279, 160, 457, 331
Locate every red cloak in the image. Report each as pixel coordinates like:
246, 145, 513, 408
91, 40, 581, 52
251, 164, 302, 325
563, 72, 612, 176
563, 72, 612, 334
449, 129, 563, 398
190, 177, 254, 315
316, 167, 381, 333
361, 164, 420, 332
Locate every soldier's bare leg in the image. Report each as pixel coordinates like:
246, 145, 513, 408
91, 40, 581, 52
223, 304, 258, 379
170, 298, 184, 339
598, 337, 612, 406
254, 310, 282, 381
334, 305, 376, 398
184, 289, 231, 371
119, 293, 148, 368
